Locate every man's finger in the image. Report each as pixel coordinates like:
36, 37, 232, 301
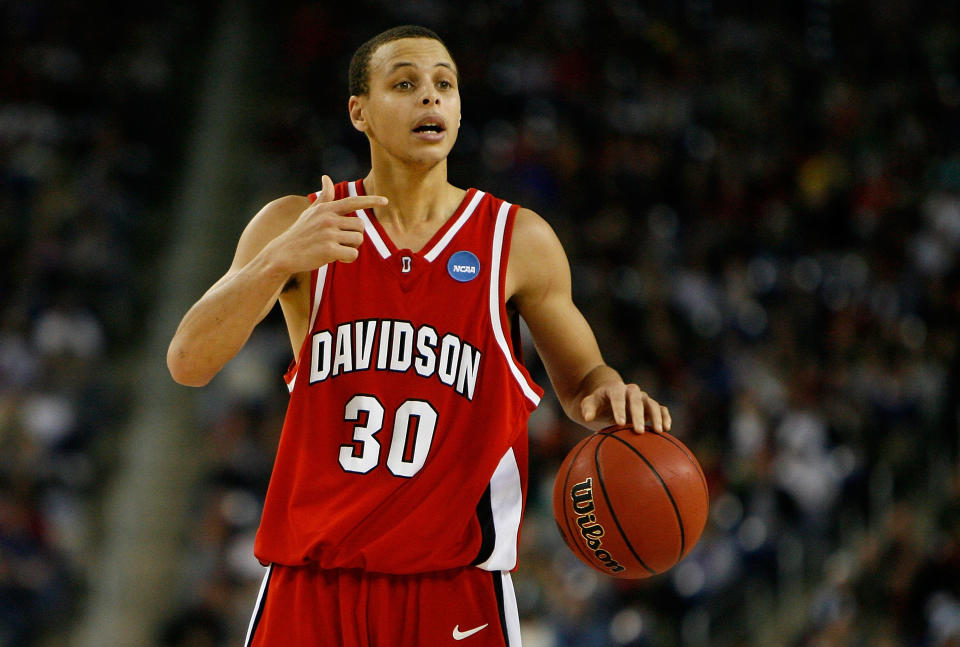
661, 405, 672, 432
644, 394, 664, 434
627, 387, 646, 433
331, 213, 366, 232
320, 174, 335, 203
610, 389, 627, 427
330, 195, 388, 214
338, 229, 365, 248
333, 243, 360, 264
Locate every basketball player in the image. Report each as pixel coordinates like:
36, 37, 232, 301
167, 25, 670, 647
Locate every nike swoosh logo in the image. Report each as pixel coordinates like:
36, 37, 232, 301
452, 623, 489, 640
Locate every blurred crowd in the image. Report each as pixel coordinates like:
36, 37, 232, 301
0, 2, 208, 644
3, 1, 960, 646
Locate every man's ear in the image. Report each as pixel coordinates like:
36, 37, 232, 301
348, 96, 366, 132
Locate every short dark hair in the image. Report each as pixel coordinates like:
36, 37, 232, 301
348, 25, 449, 96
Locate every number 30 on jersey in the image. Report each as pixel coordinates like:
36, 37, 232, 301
339, 394, 438, 478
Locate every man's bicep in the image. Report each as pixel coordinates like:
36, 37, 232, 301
202, 195, 308, 326
509, 209, 604, 408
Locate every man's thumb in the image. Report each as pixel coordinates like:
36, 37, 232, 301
320, 174, 335, 202
581, 396, 597, 422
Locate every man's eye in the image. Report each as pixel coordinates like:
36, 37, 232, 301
438, 80, 452, 89
395, 80, 413, 90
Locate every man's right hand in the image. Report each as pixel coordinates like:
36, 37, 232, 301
268, 174, 387, 274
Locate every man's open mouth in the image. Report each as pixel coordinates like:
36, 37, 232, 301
413, 117, 446, 133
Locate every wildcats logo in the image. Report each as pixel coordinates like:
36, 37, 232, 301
447, 251, 480, 282
309, 318, 482, 400
569, 478, 625, 574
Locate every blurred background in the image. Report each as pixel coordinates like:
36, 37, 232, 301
2, 0, 959, 645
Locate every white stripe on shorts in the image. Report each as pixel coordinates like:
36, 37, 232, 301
243, 564, 272, 647
501, 571, 522, 646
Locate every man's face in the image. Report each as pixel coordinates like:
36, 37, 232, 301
350, 38, 461, 167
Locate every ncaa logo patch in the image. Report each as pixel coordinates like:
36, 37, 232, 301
447, 251, 481, 282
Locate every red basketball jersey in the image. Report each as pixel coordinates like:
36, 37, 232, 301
253, 180, 543, 574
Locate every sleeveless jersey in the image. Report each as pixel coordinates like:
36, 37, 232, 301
253, 179, 543, 574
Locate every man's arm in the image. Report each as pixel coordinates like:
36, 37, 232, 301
166, 176, 386, 387
505, 208, 670, 433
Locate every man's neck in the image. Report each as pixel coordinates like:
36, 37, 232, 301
363, 159, 461, 234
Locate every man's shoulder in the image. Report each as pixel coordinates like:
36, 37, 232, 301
469, 189, 541, 228
509, 205, 553, 247
262, 194, 311, 217
244, 194, 310, 239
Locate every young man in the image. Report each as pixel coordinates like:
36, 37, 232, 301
168, 25, 670, 647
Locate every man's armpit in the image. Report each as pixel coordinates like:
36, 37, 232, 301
282, 276, 299, 293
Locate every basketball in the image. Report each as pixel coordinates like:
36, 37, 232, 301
552, 425, 709, 579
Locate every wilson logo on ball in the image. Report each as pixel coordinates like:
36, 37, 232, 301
569, 477, 625, 574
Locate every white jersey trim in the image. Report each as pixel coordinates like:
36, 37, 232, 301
287, 264, 329, 393
475, 448, 523, 571
310, 264, 329, 332
348, 180, 391, 259
423, 190, 485, 262
490, 201, 541, 406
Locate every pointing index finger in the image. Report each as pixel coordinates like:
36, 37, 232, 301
330, 195, 388, 215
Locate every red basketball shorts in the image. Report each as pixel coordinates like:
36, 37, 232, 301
244, 564, 522, 646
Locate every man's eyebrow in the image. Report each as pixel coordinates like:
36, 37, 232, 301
388, 61, 458, 75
